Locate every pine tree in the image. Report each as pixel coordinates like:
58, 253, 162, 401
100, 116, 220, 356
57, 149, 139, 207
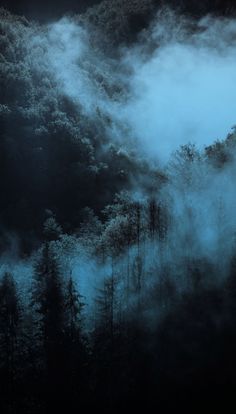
64, 274, 88, 406
92, 270, 121, 408
0, 272, 20, 412
65, 274, 84, 340
31, 242, 66, 409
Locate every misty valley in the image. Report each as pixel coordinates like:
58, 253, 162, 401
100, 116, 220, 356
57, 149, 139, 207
1, 1, 236, 412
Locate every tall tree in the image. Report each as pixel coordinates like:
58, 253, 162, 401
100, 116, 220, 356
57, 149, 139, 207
0, 272, 20, 412
31, 242, 66, 409
64, 274, 89, 406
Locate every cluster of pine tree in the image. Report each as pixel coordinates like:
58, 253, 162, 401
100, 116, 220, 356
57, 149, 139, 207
1, 137, 236, 411
0, 241, 88, 413
2, 4, 236, 411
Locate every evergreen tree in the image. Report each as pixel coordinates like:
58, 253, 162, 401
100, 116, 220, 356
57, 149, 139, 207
0, 272, 20, 412
31, 242, 66, 410
64, 274, 89, 406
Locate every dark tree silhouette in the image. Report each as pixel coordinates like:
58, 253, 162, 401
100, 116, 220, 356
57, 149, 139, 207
0, 272, 20, 412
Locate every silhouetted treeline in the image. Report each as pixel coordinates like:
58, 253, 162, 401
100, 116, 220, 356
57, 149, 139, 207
1, 238, 236, 411
1, 135, 236, 411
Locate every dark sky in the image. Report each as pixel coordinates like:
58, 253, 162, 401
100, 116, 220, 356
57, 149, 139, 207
1, 0, 102, 20
2, 1, 236, 21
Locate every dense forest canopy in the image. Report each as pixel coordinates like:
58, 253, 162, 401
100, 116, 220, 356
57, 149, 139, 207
1, 4, 236, 250
1, 1, 236, 412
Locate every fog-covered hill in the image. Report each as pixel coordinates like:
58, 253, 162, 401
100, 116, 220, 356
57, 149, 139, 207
1, 3, 236, 412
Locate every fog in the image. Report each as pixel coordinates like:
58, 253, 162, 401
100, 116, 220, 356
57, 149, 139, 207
120, 13, 236, 159
2, 6, 236, 313
27, 10, 236, 160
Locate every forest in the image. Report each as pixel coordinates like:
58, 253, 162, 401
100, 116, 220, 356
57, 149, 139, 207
1, 1, 236, 412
